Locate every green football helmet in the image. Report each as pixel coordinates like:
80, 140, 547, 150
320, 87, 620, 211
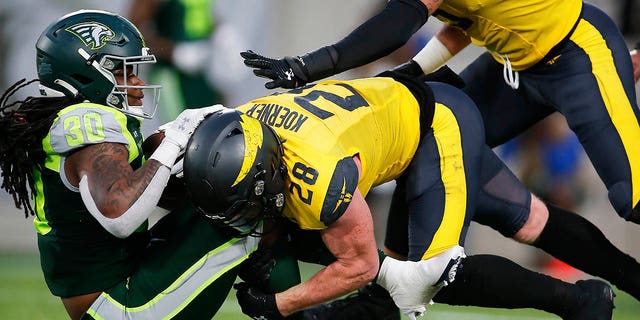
183, 109, 287, 236
35, 9, 160, 118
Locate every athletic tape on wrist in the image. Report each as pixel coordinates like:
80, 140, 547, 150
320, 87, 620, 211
149, 140, 182, 168
413, 37, 453, 74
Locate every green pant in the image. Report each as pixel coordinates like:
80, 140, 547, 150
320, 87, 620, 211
83, 207, 255, 319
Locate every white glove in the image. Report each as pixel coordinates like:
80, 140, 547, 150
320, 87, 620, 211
163, 104, 226, 151
171, 157, 184, 178
172, 40, 211, 75
377, 246, 465, 319
151, 104, 226, 167
378, 257, 429, 319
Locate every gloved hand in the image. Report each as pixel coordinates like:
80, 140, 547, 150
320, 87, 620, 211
238, 248, 276, 291
162, 104, 226, 151
172, 40, 211, 75
150, 104, 225, 168
389, 60, 425, 77
170, 156, 184, 178
234, 282, 284, 320
381, 63, 466, 89
241, 50, 308, 89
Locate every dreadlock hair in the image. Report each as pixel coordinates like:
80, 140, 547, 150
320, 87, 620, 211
0, 79, 83, 217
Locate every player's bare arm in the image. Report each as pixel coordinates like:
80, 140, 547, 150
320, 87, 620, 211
421, 0, 443, 15
631, 45, 640, 83
436, 25, 472, 56
65, 142, 164, 218
275, 187, 378, 316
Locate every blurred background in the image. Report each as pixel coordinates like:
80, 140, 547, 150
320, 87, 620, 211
0, 0, 639, 318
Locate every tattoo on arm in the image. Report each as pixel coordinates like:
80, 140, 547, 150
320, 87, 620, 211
89, 143, 163, 213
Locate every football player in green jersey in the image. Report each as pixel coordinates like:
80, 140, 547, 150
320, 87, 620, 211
0, 10, 296, 320
241, 0, 640, 303
184, 71, 614, 320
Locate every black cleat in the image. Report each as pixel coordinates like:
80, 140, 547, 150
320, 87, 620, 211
565, 279, 615, 320
303, 284, 400, 320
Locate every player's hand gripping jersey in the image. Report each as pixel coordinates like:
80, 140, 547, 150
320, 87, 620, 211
236, 77, 422, 230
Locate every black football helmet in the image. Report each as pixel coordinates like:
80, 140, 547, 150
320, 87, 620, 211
183, 109, 286, 236
35, 9, 160, 118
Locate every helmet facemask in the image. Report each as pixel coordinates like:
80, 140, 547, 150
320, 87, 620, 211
202, 148, 287, 237
83, 48, 161, 119
204, 174, 286, 236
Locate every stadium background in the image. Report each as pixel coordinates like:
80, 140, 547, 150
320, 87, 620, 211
0, 0, 638, 318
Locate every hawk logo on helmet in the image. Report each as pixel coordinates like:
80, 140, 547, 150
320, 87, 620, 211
66, 22, 115, 50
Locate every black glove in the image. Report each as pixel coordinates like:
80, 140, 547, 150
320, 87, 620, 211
238, 248, 276, 291
234, 282, 284, 320
384, 61, 466, 89
389, 60, 425, 77
241, 50, 309, 89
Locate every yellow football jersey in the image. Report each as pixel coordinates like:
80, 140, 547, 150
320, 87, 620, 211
236, 78, 422, 230
435, 0, 582, 70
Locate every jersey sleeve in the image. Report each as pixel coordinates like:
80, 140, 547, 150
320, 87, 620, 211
319, 156, 359, 226
45, 103, 134, 155
283, 156, 359, 230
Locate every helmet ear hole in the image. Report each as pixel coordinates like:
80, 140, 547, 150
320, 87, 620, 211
228, 127, 242, 137
72, 73, 93, 85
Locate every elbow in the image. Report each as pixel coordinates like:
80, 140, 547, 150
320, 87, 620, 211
101, 219, 135, 238
98, 203, 125, 219
108, 226, 132, 239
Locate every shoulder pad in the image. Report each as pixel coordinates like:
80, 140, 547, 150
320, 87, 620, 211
46, 103, 132, 154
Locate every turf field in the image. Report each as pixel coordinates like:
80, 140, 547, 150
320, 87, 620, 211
1, 251, 638, 319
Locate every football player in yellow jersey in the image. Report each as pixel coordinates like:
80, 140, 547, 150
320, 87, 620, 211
183, 72, 614, 319
240, 0, 640, 302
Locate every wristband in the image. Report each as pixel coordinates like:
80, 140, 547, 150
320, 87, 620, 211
297, 46, 339, 82
413, 37, 453, 74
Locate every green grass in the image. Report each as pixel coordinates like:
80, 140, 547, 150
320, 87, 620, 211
0, 251, 67, 320
1, 251, 637, 319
